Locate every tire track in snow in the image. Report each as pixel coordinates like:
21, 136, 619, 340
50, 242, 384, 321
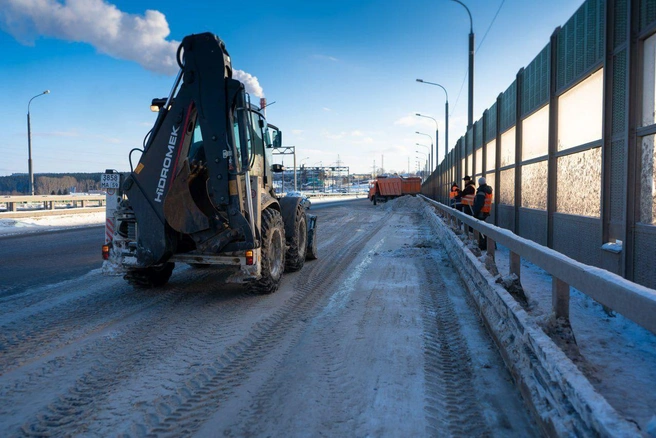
9, 271, 256, 437
418, 220, 491, 437
132, 210, 392, 437
237, 231, 388, 437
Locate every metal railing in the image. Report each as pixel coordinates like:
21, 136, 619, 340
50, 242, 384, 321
0, 195, 106, 216
421, 195, 656, 335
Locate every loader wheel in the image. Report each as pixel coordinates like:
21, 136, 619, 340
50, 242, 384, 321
285, 204, 307, 272
124, 262, 175, 289
250, 209, 285, 295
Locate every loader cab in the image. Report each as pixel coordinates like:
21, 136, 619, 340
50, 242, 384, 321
249, 109, 267, 175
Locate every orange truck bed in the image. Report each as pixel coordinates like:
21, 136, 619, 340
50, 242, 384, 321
374, 177, 403, 196
401, 177, 421, 195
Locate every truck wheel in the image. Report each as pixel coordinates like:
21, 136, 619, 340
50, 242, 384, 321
124, 262, 175, 288
250, 209, 285, 294
285, 204, 307, 272
373, 196, 377, 205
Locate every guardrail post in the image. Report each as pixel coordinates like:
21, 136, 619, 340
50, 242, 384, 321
552, 277, 570, 320
487, 237, 495, 260
49, 201, 55, 210
510, 251, 521, 278
81, 200, 86, 208
10, 202, 17, 212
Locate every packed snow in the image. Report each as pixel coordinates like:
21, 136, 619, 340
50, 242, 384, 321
0, 212, 105, 237
3, 195, 654, 434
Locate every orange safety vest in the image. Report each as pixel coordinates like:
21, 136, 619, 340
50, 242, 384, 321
481, 192, 493, 213
462, 193, 475, 206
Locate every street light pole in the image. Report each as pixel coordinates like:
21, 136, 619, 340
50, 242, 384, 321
451, 0, 474, 129
416, 80, 449, 161
415, 113, 439, 170
415, 151, 428, 182
27, 90, 50, 195
415, 131, 433, 174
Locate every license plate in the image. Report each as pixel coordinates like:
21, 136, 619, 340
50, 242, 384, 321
101, 173, 120, 189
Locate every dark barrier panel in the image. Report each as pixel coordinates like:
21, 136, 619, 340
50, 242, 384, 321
518, 208, 548, 246
553, 213, 602, 267
633, 225, 656, 289
497, 204, 515, 232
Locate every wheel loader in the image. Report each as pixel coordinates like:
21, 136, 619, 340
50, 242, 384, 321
101, 33, 317, 293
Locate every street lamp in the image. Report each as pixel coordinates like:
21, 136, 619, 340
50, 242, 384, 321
416, 143, 430, 159
415, 112, 439, 170
27, 90, 50, 195
415, 80, 449, 161
416, 150, 428, 181
450, 0, 474, 129
415, 131, 433, 173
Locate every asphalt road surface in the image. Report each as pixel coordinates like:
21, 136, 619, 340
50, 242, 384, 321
0, 226, 103, 298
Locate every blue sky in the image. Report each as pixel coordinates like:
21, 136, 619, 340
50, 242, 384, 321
0, 0, 584, 176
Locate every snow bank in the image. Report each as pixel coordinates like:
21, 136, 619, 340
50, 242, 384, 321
0, 212, 105, 237
416, 199, 641, 437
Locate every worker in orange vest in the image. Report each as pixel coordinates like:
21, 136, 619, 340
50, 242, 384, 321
473, 177, 494, 250
458, 176, 476, 215
449, 182, 461, 208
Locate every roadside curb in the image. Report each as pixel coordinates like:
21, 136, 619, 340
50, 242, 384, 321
421, 202, 640, 437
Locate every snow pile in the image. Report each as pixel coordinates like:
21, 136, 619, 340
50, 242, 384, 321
382, 195, 423, 211
0, 212, 105, 237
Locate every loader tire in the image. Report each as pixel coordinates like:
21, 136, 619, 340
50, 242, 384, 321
285, 204, 307, 272
124, 262, 174, 288
250, 209, 285, 295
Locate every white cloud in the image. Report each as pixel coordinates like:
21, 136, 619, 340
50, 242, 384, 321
322, 107, 332, 112
233, 69, 264, 98
352, 136, 374, 145
0, 0, 263, 96
291, 129, 304, 135
313, 54, 339, 62
393, 112, 435, 129
321, 130, 346, 140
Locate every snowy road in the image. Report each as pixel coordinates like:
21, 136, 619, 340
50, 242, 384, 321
0, 197, 537, 436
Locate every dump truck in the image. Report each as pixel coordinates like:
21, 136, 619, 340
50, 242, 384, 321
368, 175, 422, 205
101, 33, 317, 294
401, 177, 422, 196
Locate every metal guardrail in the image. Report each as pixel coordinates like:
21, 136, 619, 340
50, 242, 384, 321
420, 195, 656, 335
0, 195, 106, 215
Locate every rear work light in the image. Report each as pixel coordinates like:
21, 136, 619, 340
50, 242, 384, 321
245, 250, 254, 265
102, 245, 110, 260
